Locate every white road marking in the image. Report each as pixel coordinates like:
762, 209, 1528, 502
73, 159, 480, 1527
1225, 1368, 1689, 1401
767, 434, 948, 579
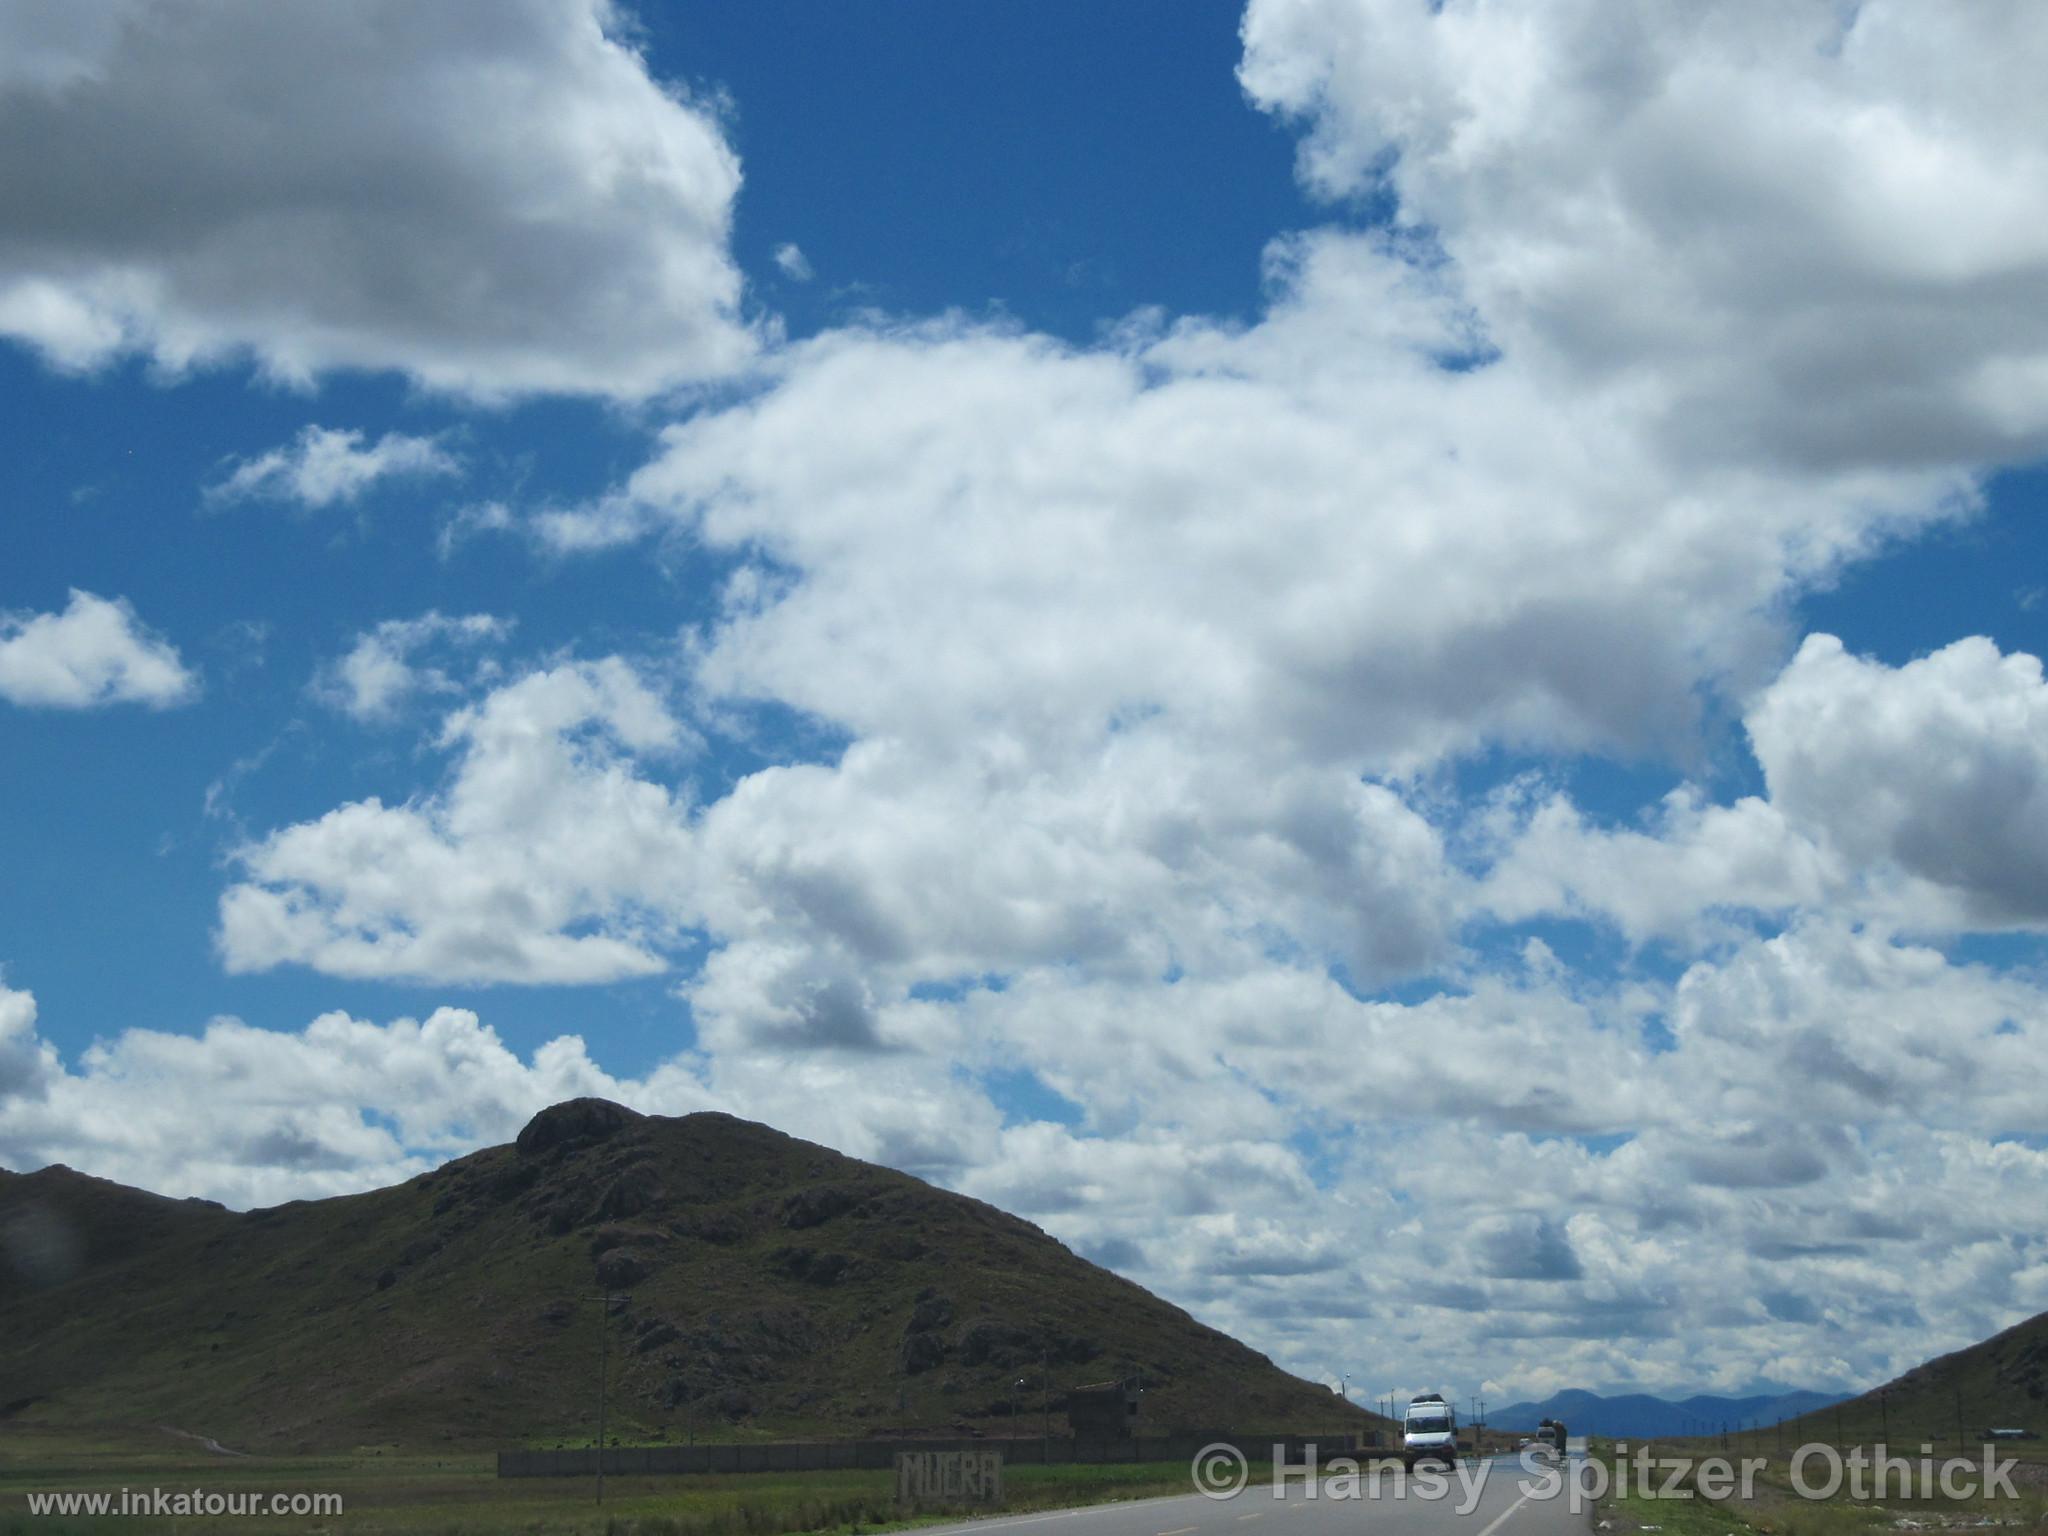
1471, 1488, 1535, 1536
914, 1491, 1214, 1536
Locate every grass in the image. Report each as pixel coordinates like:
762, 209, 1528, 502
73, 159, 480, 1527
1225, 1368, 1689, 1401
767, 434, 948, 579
0, 1426, 1240, 1536
1776, 1315, 2048, 1454
1586, 1438, 2048, 1536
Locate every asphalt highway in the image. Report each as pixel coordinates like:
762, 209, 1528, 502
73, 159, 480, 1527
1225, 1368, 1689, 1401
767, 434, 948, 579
917, 1453, 1593, 1536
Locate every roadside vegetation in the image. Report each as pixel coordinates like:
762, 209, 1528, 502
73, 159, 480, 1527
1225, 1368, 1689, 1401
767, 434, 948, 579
1588, 1439, 2048, 1536
0, 1426, 1237, 1536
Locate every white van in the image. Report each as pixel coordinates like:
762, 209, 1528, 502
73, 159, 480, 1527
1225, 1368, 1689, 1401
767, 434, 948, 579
1403, 1393, 1458, 1469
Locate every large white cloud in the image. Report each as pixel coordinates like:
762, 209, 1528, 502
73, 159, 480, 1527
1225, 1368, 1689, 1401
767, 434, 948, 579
1749, 635, 2048, 925
0, 0, 752, 398
0, 589, 197, 709
560, 235, 1964, 779
686, 732, 1464, 1034
1477, 788, 1832, 945
225, 643, 1465, 1002
1239, 0, 2048, 471
1478, 635, 2048, 941
218, 659, 696, 983
1668, 920, 2048, 1136
0, 986, 713, 1208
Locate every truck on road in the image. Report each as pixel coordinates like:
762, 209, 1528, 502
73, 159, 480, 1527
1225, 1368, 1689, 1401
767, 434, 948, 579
1403, 1393, 1458, 1470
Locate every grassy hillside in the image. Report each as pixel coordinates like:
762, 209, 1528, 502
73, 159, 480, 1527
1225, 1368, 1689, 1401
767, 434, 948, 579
0, 1100, 1380, 1452
1777, 1312, 2048, 1448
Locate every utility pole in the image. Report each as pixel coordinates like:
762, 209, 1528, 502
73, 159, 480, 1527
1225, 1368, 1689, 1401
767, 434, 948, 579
1880, 1390, 1889, 1447
1955, 1382, 1965, 1450
1835, 1403, 1844, 1449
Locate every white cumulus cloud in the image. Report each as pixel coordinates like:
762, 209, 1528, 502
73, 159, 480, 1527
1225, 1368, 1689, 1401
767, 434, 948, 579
0, 993, 714, 1208
1749, 634, 2048, 925
0, 589, 197, 709
1239, 0, 2048, 471
1478, 635, 2048, 941
0, 0, 753, 398
0, 982, 58, 1101
571, 237, 1961, 776
314, 611, 510, 723
208, 426, 461, 510
1478, 788, 1833, 945
218, 659, 696, 984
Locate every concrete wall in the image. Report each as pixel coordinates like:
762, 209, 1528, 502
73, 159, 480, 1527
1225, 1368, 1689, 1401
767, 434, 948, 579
497, 1433, 1358, 1479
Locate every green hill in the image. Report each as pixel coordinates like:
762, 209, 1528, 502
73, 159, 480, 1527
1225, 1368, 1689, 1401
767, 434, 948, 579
0, 1099, 1379, 1452
1774, 1313, 2048, 1448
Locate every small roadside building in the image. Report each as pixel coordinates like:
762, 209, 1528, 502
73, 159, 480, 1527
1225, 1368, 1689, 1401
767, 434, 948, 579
1067, 1378, 1142, 1439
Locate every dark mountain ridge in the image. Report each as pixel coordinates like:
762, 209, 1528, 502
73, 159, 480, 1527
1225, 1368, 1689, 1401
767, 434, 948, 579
0, 1100, 1377, 1451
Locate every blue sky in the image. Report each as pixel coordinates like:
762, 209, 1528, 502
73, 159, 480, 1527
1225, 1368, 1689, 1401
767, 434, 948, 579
5, 0, 2048, 1407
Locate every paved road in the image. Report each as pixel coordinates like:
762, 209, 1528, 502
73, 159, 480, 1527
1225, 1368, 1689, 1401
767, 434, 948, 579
917, 1455, 1593, 1536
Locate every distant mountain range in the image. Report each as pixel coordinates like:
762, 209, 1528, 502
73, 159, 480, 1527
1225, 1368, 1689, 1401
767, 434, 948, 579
1496, 1312, 2048, 1445
1489, 1388, 1850, 1438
